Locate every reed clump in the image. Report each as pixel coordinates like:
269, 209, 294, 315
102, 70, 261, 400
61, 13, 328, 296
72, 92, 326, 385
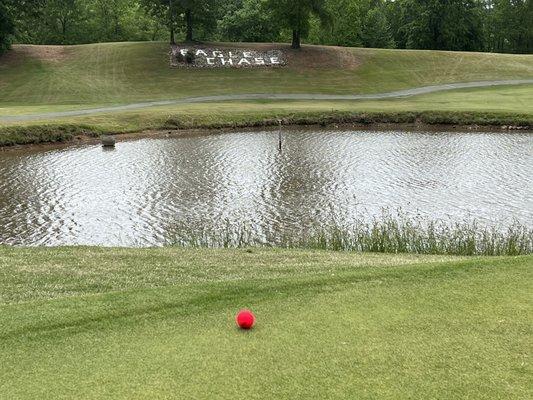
173, 213, 532, 256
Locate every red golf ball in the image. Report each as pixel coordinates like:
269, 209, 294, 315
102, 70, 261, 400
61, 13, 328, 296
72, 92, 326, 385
236, 310, 255, 330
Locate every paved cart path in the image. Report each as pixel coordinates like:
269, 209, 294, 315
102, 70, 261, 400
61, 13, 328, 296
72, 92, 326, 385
1, 79, 532, 122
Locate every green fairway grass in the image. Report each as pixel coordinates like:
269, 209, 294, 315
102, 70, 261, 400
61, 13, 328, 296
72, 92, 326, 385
0, 247, 531, 399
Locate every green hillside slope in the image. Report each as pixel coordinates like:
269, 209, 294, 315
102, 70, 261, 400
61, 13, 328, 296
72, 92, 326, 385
1, 41, 532, 106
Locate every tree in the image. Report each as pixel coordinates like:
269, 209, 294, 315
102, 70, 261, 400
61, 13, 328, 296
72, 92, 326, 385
486, 0, 532, 53
87, 0, 160, 42
267, 0, 330, 49
0, 1, 15, 54
308, 0, 366, 47
2, 0, 529, 53
141, 0, 217, 43
38, 0, 85, 44
398, 0, 485, 51
141, 0, 176, 43
361, 6, 395, 48
218, 0, 280, 42
527, 0, 533, 53
178, 0, 219, 42
92, 0, 125, 41
1, 0, 45, 45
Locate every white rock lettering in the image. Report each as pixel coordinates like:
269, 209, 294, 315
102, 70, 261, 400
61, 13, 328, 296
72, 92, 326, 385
171, 46, 286, 68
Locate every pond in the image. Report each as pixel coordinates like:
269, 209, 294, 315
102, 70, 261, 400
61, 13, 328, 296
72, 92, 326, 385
0, 129, 531, 247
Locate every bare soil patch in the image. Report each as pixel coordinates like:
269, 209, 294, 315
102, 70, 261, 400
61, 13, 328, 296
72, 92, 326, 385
0, 45, 70, 66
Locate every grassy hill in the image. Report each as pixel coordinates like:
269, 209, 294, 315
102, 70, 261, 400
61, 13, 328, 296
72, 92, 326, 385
1, 41, 532, 105
0, 247, 531, 399
0, 41, 532, 144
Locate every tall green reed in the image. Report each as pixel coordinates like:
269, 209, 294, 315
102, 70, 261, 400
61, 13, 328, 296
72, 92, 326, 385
172, 212, 532, 256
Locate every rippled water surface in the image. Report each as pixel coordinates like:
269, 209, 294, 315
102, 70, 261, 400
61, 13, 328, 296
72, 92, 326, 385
0, 129, 531, 246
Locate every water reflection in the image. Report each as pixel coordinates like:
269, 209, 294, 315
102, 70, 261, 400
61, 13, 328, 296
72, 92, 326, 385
0, 129, 531, 246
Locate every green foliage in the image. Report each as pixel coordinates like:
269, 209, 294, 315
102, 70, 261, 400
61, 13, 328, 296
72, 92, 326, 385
309, 0, 365, 47
267, 0, 330, 48
39, 0, 84, 44
0, 1, 15, 53
1, 0, 532, 54
486, 0, 533, 53
218, 0, 280, 42
141, 0, 219, 43
361, 6, 395, 48
8, 0, 164, 44
397, 0, 486, 51
88, 0, 162, 42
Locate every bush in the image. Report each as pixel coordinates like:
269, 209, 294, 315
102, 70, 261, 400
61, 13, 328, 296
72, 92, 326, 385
176, 52, 185, 63
185, 50, 195, 64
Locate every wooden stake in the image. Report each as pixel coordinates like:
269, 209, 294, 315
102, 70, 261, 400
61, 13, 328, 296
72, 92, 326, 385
278, 120, 282, 152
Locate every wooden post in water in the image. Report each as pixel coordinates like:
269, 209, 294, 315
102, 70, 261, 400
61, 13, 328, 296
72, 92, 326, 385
278, 119, 283, 152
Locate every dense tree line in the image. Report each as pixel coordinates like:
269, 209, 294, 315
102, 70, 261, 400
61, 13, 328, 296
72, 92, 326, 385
1, 0, 163, 48
1, 0, 531, 54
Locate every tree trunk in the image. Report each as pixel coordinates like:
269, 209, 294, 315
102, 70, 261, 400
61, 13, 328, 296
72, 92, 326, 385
291, 29, 301, 49
185, 9, 193, 42
170, 26, 175, 45
60, 17, 68, 43
169, 0, 175, 44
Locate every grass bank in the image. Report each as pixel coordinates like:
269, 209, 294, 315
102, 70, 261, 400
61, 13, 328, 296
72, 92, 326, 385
0, 247, 531, 399
1, 107, 532, 147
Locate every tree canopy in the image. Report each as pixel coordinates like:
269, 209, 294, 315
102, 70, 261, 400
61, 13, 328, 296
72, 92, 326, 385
1, 0, 531, 54
267, 0, 331, 48
0, 1, 15, 54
